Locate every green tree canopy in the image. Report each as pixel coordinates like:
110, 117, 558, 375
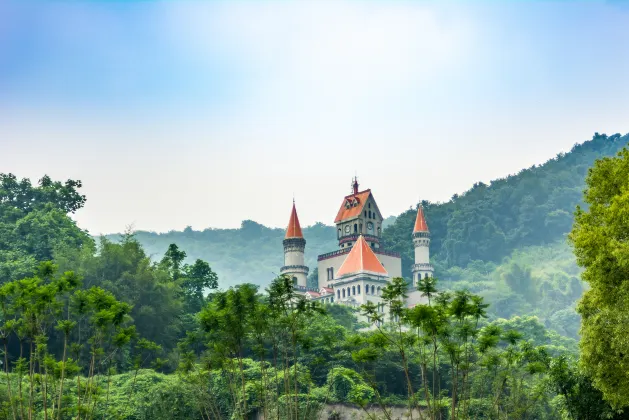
570, 146, 629, 408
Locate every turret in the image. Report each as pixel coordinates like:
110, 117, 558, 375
280, 202, 309, 290
411, 205, 434, 286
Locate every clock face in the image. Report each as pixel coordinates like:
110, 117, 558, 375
345, 225, 351, 233
367, 222, 374, 230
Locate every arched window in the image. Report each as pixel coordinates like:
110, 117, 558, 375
425, 273, 429, 279
359, 224, 362, 233
368, 203, 371, 209
354, 223, 358, 233
337, 290, 340, 299
357, 285, 361, 294
364, 211, 367, 217
368, 210, 371, 218
371, 285, 375, 295
352, 286, 356, 295
342, 289, 346, 298
377, 286, 381, 296
292, 276, 298, 285
338, 228, 341, 239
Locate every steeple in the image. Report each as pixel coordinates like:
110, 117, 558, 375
285, 202, 304, 239
280, 201, 309, 291
352, 177, 359, 195
411, 203, 433, 286
337, 235, 388, 277
413, 205, 429, 233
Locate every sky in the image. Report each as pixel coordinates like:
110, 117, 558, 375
1, 1, 629, 235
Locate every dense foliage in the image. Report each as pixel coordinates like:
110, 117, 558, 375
2, 132, 629, 419
383, 133, 629, 272
570, 146, 629, 409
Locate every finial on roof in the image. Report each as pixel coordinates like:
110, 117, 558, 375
352, 176, 359, 195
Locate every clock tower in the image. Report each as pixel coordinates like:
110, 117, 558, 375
334, 177, 383, 251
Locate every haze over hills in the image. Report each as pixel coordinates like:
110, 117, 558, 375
105, 132, 629, 339
111, 133, 627, 286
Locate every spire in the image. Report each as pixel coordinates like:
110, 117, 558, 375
285, 202, 303, 239
337, 235, 388, 277
413, 205, 429, 233
352, 176, 359, 195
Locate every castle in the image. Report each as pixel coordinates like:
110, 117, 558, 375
279, 178, 433, 309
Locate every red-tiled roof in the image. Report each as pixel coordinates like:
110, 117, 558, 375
334, 189, 372, 223
285, 203, 303, 239
336, 235, 388, 277
413, 205, 429, 233
320, 287, 334, 294
306, 291, 321, 298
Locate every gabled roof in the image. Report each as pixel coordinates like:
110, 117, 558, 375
285, 202, 303, 239
320, 287, 334, 295
305, 291, 321, 299
413, 205, 429, 233
336, 235, 388, 277
334, 189, 373, 223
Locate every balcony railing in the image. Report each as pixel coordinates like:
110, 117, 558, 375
280, 265, 309, 273
338, 234, 380, 244
317, 248, 401, 261
411, 263, 434, 271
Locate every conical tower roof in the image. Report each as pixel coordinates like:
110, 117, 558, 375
413, 205, 429, 233
285, 202, 303, 239
337, 235, 388, 277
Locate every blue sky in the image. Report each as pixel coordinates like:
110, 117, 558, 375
1, 1, 629, 234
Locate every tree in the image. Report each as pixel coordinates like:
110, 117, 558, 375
570, 146, 629, 409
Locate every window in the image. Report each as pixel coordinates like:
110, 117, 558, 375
368, 203, 371, 209
359, 223, 362, 233
337, 290, 340, 299
352, 286, 356, 295
371, 285, 375, 295
377, 286, 381, 295
364, 211, 367, 217
331, 297, 334, 303
425, 273, 429, 279
342, 289, 345, 298
337, 228, 341, 239
357, 285, 361, 294
371, 243, 375, 248
368, 210, 371, 218
354, 223, 358, 233
292, 276, 298, 285
326, 268, 334, 280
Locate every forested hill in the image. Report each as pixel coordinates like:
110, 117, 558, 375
114, 132, 628, 288
383, 132, 628, 276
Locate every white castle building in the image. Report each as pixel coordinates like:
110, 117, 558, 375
280, 178, 433, 309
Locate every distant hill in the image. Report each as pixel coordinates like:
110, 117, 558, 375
110, 133, 627, 288
381, 132, 629, 277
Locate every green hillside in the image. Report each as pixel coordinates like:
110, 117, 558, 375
117, 133, 627, 288
112, 132, 628, 339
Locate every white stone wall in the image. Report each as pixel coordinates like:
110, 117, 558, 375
284, 249, 305, 267
413, 236, 430, 263
377, 253, 402, 278
317, 253, 347, 288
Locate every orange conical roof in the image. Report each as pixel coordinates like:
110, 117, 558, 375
413, 205, 429, 233
337, 235, 388, 277
285, 202, 303, 239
